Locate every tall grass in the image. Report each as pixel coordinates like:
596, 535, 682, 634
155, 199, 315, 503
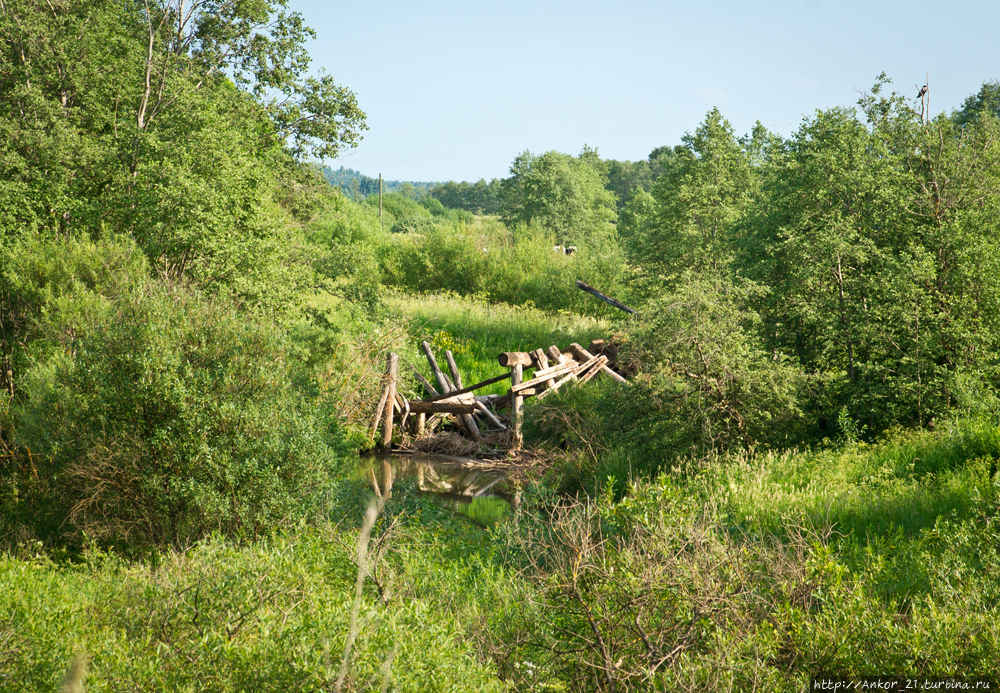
389, 291, 613, 397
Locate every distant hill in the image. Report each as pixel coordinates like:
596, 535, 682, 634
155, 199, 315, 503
321, 166, 439, 200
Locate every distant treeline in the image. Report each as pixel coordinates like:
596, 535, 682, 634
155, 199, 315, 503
322, 166, 438, 200
330, 145, 684, 216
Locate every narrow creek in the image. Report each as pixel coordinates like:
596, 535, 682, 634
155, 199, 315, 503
360, 453, 513, 525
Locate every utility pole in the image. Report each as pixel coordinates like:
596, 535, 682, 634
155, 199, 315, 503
379, 173, 383, 230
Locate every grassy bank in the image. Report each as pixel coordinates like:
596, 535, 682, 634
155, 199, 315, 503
5, 418, 999, 691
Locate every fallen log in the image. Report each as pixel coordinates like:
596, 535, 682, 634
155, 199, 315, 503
407, 400, 478, 415
575, 280, 638, 315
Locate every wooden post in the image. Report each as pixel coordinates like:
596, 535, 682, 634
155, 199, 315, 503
379, 173, 383, 230
511, 363, 523, 449
379, 352, 398, 452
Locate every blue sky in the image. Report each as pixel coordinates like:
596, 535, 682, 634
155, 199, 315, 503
289, 0, 1000, 183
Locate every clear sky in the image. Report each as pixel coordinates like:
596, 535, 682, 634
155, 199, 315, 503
289, 0, 1000, 183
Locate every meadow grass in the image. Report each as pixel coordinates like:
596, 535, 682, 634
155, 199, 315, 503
687, 417, 1000, 542
388, 291, 615, 397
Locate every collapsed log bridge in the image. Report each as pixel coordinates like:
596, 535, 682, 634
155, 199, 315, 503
374, 339, 628, 452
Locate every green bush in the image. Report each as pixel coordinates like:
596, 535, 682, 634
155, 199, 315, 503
382, 218, 628, 315
7, 286, 351, 548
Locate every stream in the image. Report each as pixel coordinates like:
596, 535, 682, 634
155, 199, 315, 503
360, 453, 512, 525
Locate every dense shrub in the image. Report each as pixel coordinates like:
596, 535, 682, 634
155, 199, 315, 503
5, 286, 351, 548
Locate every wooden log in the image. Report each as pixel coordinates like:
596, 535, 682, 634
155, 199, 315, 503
498, 351, 533, 368
532, 348, 556, 390
575, 280, 638, 315
395, 393, 411, 432
421, 341, 451, 393
443, 360, 481, 440
530, 348, 549, 370
421, 372, 511, 403
412, 367, 440, 398
476, 393, 506, 405
475, 401, 508, 430
546, 345, 563, 363
370, 379, 391, 441
407, 401, 478, 414
511, 363, 524, 449
569, 343, 627, 384
482, 392, 511, 409
379, 353, 398, 452
445, 351, 464, 389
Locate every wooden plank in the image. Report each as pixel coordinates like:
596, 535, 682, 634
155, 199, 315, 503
569, 343, 627, 384
536, 371, 578, 400
531, 357, 582, 380
499, 351, 533, 367
511, 360, 581, 393
576, 355, 608, 384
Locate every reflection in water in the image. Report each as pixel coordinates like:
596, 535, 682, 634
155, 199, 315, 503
361, 454, 511, 525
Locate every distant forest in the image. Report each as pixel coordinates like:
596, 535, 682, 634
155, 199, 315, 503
327, 144, 676, 217
321, 166, 438, 200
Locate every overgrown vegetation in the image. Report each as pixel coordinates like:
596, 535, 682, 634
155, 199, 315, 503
2, 2, 999, 685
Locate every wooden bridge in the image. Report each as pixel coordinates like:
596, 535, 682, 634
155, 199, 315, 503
372, 339, 628, 452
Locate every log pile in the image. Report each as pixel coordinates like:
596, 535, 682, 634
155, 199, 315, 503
375, 339, 628, 452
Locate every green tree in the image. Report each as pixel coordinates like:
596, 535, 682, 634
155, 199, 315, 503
0, 0, 366, 309
739, 76, 1000, 431
953, 79, 1000, 127
622, 109, 768, 283
498, 149, 617, 247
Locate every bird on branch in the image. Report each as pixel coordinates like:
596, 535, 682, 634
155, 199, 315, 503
917, 85, 928, 99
